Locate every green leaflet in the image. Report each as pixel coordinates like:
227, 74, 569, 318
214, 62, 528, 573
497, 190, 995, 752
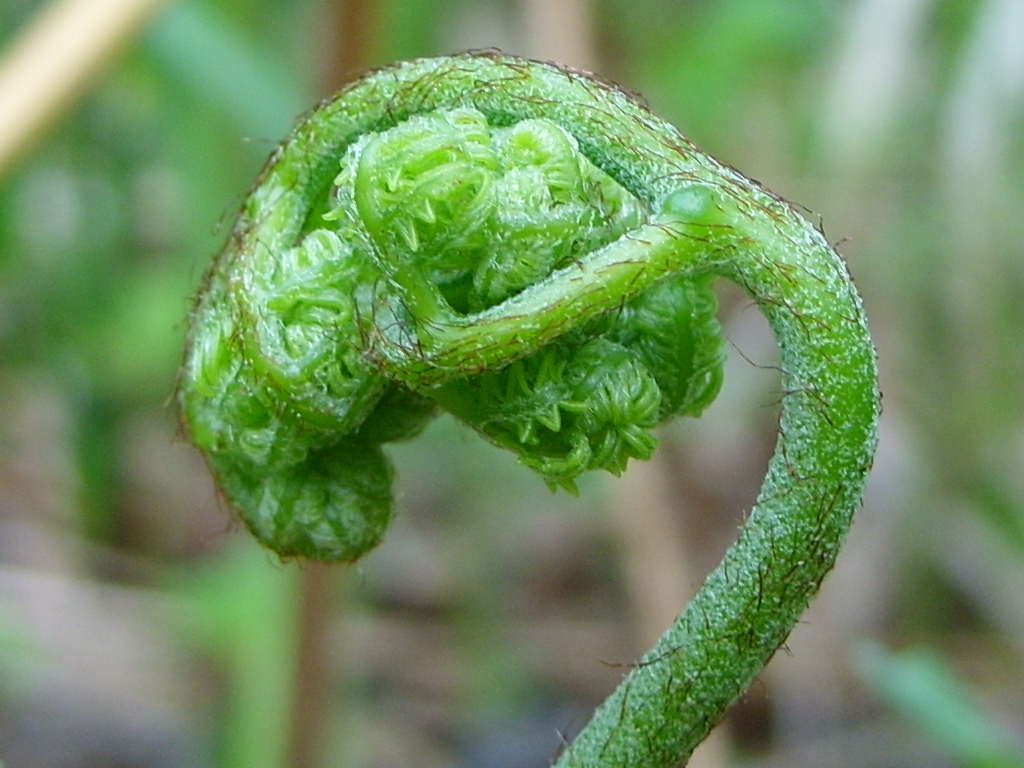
179, 52, 879, 767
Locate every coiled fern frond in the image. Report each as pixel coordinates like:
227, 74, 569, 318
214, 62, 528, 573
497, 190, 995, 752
178, 52, 879, 767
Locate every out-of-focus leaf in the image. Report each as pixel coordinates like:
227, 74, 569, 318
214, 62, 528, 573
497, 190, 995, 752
858, 643, 1024, 768
172, 542, 300, 768
143, 0, 307, 142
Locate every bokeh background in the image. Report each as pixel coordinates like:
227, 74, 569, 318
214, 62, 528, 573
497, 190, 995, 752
1, 0, 1023, 766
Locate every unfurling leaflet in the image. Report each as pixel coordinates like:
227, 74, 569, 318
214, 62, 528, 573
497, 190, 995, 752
178, 52, 879, 768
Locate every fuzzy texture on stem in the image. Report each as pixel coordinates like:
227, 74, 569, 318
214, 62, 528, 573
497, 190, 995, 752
178, 52, 879, 766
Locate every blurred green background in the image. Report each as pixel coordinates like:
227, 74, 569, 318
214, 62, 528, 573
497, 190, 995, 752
1, 0, 1023, 766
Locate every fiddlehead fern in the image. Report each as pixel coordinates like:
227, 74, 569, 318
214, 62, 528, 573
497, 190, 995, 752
178, 52, 879, 766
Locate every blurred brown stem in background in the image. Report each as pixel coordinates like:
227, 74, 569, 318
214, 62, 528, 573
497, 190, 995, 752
287, 562, 338, 768
521, 0, 595, 73
320, 0, 376, 93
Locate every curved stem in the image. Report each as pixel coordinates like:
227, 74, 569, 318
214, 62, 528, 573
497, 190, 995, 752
553, 192, 877, 767
372, 216, 715, 385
